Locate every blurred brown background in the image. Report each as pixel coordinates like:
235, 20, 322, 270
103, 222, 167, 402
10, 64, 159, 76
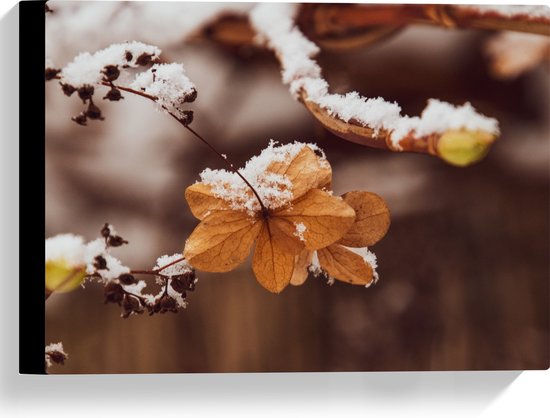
45, 2, 549, 373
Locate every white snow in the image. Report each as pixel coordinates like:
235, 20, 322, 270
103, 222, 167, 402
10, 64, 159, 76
131, 63, 196, 119
250, 3, 500, 149
45, 57, 55, 69
308, 251, 323, 277
346, 246, 380, 285
485, 32, 550, 79
46, 2, 254, 65
45, 342, 66, 354
167, 284, 189, 309
45, 234, 131, 282
60, 41, 161, 87
45, 234, 86, 267
45, 342, 68, 368
460, 5, 550, 20
199, 140, 326, 215
154, 253, 193, 277
122, 280, 156, 305
83, 238, 130, 282
293, 222, 306, 241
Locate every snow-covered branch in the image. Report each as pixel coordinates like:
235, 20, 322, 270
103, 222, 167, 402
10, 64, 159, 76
250, 3, 501, 167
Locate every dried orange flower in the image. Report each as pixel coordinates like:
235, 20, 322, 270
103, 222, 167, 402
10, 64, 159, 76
291, 191, 390, 287
183, 141, 389, 293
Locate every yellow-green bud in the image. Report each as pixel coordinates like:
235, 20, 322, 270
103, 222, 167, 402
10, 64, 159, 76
45, 234, 87, 294
45, 260, 86, 293
437, 130, 496, 167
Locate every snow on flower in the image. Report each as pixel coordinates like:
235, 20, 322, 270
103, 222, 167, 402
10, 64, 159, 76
308, 251, 323, 277
184, 141, 356, 293
294, 222, 306, 241
346, 246, 379, 286
198, 140, 329, 215
294, 190, 390, 288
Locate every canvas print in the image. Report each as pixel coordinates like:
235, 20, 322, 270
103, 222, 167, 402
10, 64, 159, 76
43, 2, 549, 373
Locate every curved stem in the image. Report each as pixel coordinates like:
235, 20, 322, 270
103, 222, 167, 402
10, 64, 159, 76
183, 124, 268, 215
51, 75, 268, 212
154, 255, 186, 273
108, 81, 268, 213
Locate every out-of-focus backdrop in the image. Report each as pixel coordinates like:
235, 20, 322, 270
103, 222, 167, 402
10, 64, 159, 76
45, 2, 549, 373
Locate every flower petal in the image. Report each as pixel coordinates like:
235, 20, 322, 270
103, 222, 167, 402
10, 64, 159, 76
275, 189, 355, 250
338, 191, 390, 247
317, 244, 374, 286
185, 183, 232, 220
267, 145, 332, 200
184, 211, 261, 272
252, 219, 300, 293
290, 249, 313, 286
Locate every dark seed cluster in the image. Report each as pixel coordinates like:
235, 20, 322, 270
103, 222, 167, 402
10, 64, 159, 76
45, 348, 67, 369
46, 49, 160, 126
102, 269, 197, 319
101, 223, 129, 247
93, 223, 197, 319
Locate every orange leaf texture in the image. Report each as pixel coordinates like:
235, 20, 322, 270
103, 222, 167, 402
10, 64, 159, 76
183, 141, 389, 293
291, 190, 390, 287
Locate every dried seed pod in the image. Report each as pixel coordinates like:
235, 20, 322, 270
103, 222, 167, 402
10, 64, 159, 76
46, 350, 67, 365
102, 65, 120, 82
160, 294, 177, 312
182, 271, 197, 291
85, 102, 104, 120
122, 294, 142, 317
107, 235, 128, 247
71, 112, 87, 126
45, 68, 61, 81
103, 88, 123, 101
93, 255, 107, 270
118, 273, 136, 285
100, 223, 111, 238
135, 52, 153, 66
104, 282, 124, 305
169, 277, 187, 294
185, 88, 197, 103
179, 110, 194, 126
77, 85, 95, 103
61, 83, 76, 97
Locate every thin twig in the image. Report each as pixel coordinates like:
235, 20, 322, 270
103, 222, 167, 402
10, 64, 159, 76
58, 75, 268, 214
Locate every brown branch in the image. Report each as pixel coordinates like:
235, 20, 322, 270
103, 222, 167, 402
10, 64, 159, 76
200, 4, 549, 50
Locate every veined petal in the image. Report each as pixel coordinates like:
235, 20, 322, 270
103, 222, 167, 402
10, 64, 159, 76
184, 210, 261, 272
338, 191, 390, 247
275, 189, 355, 250
185, 183, 232, 220
267, 146, 332, 200
290, 249, 313, 286
318, 244, 374, 286
252, 219, 300, 293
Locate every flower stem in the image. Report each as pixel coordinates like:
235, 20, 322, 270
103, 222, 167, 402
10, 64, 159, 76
58, 76, 269, 213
